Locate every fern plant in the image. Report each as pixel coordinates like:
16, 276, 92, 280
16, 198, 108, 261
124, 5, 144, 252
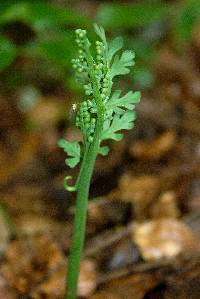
58, 25, 141, 299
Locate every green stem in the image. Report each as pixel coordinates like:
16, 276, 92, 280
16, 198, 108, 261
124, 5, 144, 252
65, 119, 103, 299
65, 37, 104, 299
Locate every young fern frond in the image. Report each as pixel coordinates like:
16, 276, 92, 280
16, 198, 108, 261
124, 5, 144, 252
59, 25, 140, 172
58, 25, 141, 299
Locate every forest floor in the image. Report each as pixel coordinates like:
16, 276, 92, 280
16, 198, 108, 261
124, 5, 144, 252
1, 25, 200, 299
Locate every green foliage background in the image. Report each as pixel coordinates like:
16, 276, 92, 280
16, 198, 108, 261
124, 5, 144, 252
0, 0, 200, 95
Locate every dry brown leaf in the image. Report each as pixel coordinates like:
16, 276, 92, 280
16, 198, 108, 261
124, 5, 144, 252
28, 97, 63, 129
150, 191, 180, 219
0, 133, 40, 186
1, 235, 65, 294
91, 273, 158, 299
31, 259, 97, 299
116, 174, 161, 220
129, 131, 176, 160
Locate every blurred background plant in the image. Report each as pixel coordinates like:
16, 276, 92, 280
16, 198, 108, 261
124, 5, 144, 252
1, 0, 200, 100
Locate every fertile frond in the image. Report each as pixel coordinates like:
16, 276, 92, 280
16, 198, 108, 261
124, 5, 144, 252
60, 25, 140, 171
60, 25, 142, 299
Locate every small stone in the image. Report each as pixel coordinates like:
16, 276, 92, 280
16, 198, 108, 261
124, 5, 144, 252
108, 240, 141, 270
132, 218, 200, 261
